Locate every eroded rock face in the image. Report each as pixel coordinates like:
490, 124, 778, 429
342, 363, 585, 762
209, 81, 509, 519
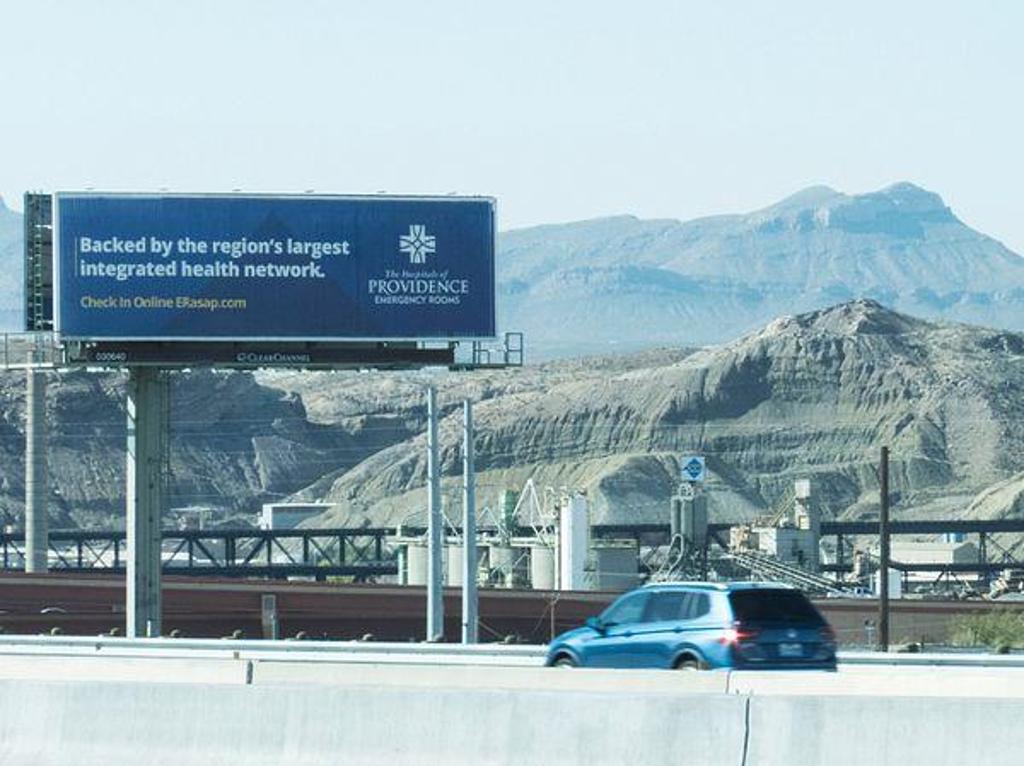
965, 474, 1024, 520
0, 369, 418, 528
0, 300, 1022, 530
292, 299, 1024, 528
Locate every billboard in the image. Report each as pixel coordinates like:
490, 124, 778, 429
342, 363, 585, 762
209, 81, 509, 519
54, 193, 496, 341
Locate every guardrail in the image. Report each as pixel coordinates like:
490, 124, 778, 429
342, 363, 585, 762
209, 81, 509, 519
1, 634, 1022, 668
0, 634, 546, 666
837, 650, 1024, 668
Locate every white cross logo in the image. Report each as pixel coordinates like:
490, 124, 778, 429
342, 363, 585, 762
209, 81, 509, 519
399, 224, 436, 264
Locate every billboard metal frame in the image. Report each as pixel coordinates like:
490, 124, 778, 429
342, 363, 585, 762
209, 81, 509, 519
24, 193, 53, 332
1, 331, 525, 371
20, 192, 522, 371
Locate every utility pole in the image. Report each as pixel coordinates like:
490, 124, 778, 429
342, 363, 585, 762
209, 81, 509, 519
878, 445, 890, 652
426, 386, 444, 642
461, 399, 478, 643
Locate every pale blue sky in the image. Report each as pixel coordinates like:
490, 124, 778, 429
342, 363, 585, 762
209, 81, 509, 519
2, 1, 1022, 250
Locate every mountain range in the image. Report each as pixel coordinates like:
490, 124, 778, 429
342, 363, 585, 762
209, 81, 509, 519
499, 182, 1024, 357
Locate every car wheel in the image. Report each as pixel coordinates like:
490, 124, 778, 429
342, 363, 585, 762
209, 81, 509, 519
675, 656, 705, 671
553, 655, 577, 668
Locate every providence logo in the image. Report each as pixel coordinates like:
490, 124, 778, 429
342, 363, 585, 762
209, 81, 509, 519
399, 225, 436, 264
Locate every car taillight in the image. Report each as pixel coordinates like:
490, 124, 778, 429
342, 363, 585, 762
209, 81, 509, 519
720, 623, 760, 644
819, 625, 837, 645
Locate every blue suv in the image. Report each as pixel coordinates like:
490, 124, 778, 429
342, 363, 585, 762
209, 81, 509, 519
545, 582, 837, 670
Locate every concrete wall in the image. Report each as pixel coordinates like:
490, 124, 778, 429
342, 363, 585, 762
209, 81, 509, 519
4, 657, 1024, 765
0, 678, 746, 766
747, 695, 1024, 766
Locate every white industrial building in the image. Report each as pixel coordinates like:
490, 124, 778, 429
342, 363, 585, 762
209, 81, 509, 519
259, 502, 334, 530
889, 541, 979, 565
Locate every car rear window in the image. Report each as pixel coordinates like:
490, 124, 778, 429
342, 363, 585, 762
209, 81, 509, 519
728, 590, 823, 624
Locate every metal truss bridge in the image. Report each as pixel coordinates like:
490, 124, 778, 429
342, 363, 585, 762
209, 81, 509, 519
0, 527, 398, 580
3, 519, 1024, 582
0, 524, 643, 580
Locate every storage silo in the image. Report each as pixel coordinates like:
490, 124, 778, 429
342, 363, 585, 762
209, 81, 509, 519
558, 493, 589, 590
529, 544, 557, 590
404, 541, 428, 586
446, 543, 464, 587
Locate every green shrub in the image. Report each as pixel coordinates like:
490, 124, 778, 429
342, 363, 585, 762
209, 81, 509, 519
950, 610, 1024, 650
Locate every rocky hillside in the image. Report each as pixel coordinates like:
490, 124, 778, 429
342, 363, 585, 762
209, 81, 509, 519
498, 183, 1024, 357
286, 299, 1024, 528
0, 369, 420, 528
0, 300, 1022, 531
0, 348, 689, 529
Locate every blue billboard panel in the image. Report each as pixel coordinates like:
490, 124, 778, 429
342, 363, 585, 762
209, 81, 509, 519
55, 193, 496, 341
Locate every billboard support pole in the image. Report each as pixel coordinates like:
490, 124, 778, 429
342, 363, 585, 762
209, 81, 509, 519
126, 367, 168, 638
461, 399, 478, 644
24, 348, 48, 573
426, 386, 444, 642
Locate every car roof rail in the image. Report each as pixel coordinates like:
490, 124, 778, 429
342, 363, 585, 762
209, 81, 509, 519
642, 580, 797, 591
641, 581, 728, 591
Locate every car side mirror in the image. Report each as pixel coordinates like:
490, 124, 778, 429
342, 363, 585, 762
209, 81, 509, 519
585, 616, 606, 634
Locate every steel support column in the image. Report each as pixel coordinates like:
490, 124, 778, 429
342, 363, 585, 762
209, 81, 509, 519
878, 445, 890, 652
979, 531, 989, 587
461, 399, 478, 644
24, 356, 48, 573
426, 386, 444, 642
126, 367, 168, 638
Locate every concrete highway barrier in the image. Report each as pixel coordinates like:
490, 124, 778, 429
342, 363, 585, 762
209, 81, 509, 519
0, 678, 748, 766
5, 650, 1024, 765
732, 664, 1024, 697
251, 661, 732, 693
0, 654, 248, 685
745, 694, 1024, 766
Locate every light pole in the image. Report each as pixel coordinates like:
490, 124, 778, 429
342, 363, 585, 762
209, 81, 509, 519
462, 399, 478, 643
425, 385, 443, 641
